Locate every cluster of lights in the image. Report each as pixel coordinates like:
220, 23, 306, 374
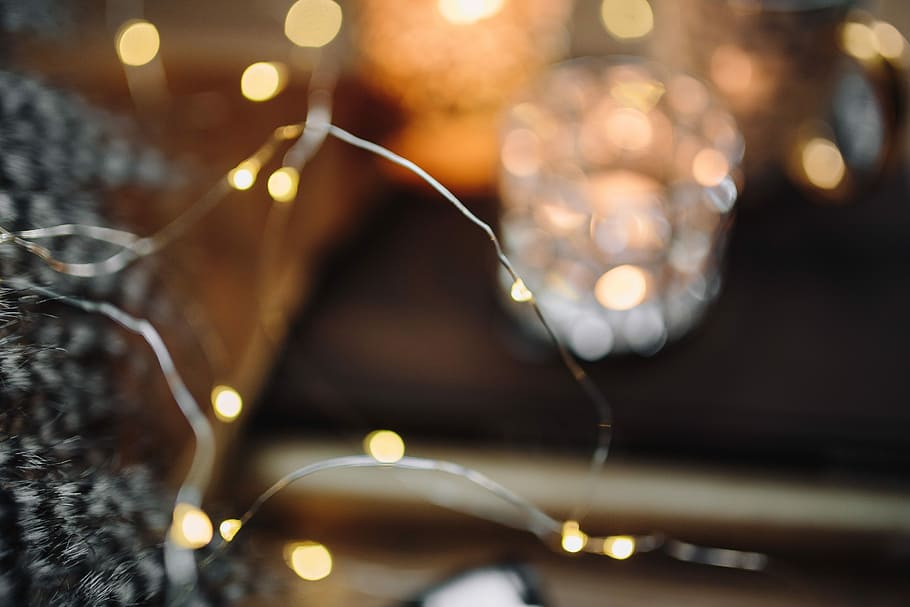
787, 13, 910, 196
559, 521, 638, 560
54, 7, 596, 595
500, 59, 742, 358
841, 17, 907, 65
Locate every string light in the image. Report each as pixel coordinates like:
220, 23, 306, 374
600, 0, 653, 41
267, 167, 300, 203
12, 281, 217, 595
841, 21, 878, 61
228, 159, 260, 190
5, 120, 614, 534
510, 278, 533, 303
603, 535, 636, 560
240, 62, 288, 102
115, 19, 161, 67
437, 0, 505, 25
170, 503, 214, 549
364, 430, 406, 464
561, 520, 587, 553
219, 519, 243, 542
801, 137, 845, 190
211, 385, 243, 422
324, 124, 613, 522
284, 541, 333, 581
873, 21, 906, 61
12, 26, 780, 588
284, 0, 343, 48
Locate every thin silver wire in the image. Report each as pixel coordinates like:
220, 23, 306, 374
234, 455, 562, 542
8, 279, 215, 597
325, 124, 613, 522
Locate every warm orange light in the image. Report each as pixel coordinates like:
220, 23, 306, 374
285, 541, 333, 581
115, 20, 160, 67
603, 535, 636, 559
438, 0, 505, 24
240, 62, 288, 102
842, 21, 878, 60
228, 160, 260, 191
510, 278, 533, 302
285, 0, 343, 48
170, 504, 213, 549
219, 519, 242, 542
364, 430, 405, 463
211, 385, 243, 422
267, 167, 300, 203
692, 148, 730, 187
561, 520, 588, 553
801, 137, 845, 190
873, 21, 906, 60
595, 265, 648, 311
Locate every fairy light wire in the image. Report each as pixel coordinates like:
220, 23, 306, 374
9, 279, 216, 594
233, 455, 563, 543
0, 127, 298, 279
255, 58, 339, 344
325, 124, 614, 521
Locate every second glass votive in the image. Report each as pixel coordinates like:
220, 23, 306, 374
499, 58, 743, 359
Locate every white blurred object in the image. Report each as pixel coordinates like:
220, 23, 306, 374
499, 58, 742, 357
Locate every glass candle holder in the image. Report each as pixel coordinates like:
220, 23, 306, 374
499, 58, 743, 359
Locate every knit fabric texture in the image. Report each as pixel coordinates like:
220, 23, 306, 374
0, 67, 253, 607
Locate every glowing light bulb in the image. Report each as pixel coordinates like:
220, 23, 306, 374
285, 0, 343, 48
228, 160, 260, 191
692, 148, 730, 187
842, 21, 878, 61
170, 503, 213, 549
595, 265, 648, 311
600, 0, 653, 40
240, 62, 288, 102
211, 385, 243, 422
873, 21, 906, 60
561, 520, 587, 553
285, 541, 333, 581
801, 137, 845, 190
603, 535, 636, 560
115, 20, 160, 67
510, 278, 533, 302
364, 430, 405, 464
268, 167, 300, 203
219, 519, 242, 542
438, 0, 505, 25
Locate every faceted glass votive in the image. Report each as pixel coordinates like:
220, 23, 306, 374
499, 58, 743, 359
